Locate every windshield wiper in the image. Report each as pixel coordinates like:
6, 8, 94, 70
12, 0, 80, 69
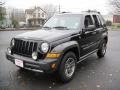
42, 26, 51, 30
53, 26, 69, 30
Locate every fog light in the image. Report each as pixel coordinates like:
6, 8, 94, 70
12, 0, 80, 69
7, 48, 11, 54
32, 52, 38, 60
51, 63, 56, 69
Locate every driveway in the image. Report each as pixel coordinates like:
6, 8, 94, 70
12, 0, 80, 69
0, 30, 120, 90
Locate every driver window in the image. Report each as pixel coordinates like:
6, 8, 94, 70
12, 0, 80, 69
84, 15, 93, 28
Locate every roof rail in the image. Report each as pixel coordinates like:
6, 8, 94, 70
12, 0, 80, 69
82, 10, 100, 14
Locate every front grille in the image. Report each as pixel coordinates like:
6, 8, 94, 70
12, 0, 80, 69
13, 39, 38, 57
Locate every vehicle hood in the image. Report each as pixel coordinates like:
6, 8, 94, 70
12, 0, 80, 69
15, 29, 79, 42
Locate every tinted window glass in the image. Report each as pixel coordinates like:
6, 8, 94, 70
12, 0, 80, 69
43, 14, 81, 30
97, 15, 102, 27
84, 15, 93, 28
93, 15, 100, 28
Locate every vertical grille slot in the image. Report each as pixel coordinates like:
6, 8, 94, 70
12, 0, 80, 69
33, 42, 38, 51
22, 41, 25, 54
26, 41, 29, 54
20, 40, 23, 53
29, 42, 33, 54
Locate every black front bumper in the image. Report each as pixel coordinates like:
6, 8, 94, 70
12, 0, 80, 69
6, 52, 60, 73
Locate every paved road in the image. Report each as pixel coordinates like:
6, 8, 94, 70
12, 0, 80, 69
0, 30, 120, 90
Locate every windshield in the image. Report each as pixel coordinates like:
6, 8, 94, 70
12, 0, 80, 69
43, 14, 81, 30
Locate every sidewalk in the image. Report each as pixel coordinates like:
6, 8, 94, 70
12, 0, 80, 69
0, 28, 40, 31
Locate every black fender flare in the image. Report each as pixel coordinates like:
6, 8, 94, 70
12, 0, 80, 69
51, 41, 80, 58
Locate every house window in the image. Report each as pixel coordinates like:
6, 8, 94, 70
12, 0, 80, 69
42, 13, 44, 17
38, 13, 40, 17
38, 20, 40, 24
33, 14, 36, 18
34, 20, 36, 25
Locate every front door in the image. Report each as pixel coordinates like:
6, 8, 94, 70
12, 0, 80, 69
80, 15, 97, 56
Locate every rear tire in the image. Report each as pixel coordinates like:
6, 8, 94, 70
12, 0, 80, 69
59, 52, 77, 83
97, 40, 107, 58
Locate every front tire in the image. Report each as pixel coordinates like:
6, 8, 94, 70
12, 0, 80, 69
97, 40, 107, 58
59, 52, 77, 83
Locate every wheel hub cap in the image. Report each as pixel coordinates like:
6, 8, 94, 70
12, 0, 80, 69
65, 58, 75, 78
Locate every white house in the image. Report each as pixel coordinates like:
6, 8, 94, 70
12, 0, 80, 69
25, 7, 47, 27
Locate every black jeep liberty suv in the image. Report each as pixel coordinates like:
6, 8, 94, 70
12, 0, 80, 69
6, 10, 108, 82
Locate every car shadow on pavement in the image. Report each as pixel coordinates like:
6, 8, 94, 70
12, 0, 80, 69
12, 54, 106, 89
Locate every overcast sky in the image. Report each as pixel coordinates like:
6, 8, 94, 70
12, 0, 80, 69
4, 0, 109, 15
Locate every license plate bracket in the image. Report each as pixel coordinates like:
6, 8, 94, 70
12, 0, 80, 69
15, 59, 24, 68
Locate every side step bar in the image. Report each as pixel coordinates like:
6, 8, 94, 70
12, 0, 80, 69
77, 49, 98, 64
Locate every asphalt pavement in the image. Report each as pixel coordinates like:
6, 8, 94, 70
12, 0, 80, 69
0, 30, 120, 90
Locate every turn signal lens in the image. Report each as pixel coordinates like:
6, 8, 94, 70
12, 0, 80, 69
46, 53, 60, 59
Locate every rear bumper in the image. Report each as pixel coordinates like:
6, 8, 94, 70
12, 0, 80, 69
6, 52, 60, 73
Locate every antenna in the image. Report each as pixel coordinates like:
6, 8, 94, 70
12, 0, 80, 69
59, 4, 60, 13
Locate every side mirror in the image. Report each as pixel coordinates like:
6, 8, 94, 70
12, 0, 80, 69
85, 25, 95, 31
82, 25, 96, 33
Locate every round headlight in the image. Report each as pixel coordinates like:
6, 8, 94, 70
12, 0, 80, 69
32, 52, 38, 60
41, 42, 49, 53
11, 39, 15, 46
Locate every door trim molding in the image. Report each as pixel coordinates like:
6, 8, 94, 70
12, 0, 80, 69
77, 49, 98, 64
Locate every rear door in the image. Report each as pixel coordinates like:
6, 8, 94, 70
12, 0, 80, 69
91, 14, 104, 50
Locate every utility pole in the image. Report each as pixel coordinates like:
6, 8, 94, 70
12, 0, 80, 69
59, 4, 60, 13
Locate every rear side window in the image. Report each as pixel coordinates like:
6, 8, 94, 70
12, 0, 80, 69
99, 15, 106, 25
97, 15, 102, 27
84, 15, 93, 28
92, 15, 100, 28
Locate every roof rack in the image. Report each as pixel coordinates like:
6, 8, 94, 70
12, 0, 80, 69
82, 10, 100, 14
61, 11, 71, 13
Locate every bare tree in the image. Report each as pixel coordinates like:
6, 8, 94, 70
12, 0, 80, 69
0, 1, 5, 5
10, 8, 25, 28
42, 4, 57, 19
0, 1, 5, 21
109, 0, 120, 14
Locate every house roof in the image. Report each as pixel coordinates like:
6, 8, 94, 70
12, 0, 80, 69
25, 7, 47, 14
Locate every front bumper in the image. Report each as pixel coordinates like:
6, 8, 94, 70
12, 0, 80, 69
6, 52, 60, 73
